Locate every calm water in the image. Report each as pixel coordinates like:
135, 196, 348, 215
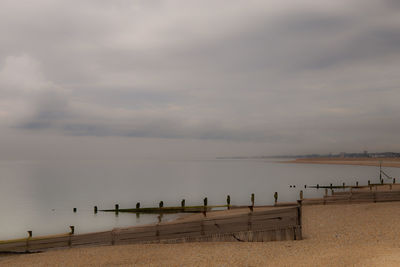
1, 158, 399, 240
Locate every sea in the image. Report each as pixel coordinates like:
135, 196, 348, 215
1, 158, 399, 240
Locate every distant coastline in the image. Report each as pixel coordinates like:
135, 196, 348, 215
217, 151, 400, 160
284, 157, 400, 168
217, 151, 400, 168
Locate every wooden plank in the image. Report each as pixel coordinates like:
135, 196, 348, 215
206, 208, 297, 225
0, 241, 27, 253
71, 232, 112, 247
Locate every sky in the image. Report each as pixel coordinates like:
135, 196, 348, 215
0, 0, 400, 160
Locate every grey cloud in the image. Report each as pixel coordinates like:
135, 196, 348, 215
1, 0, 400, 158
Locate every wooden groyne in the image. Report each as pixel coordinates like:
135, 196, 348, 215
301, 183, 400, 205
101, 205, 228, 214
302, 191, 400, 205
0, 206, 301, 253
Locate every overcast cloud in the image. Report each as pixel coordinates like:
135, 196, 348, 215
0, 0, 399, 159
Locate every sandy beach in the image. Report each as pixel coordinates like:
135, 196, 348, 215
286, 157, 400, 168
2, 201, 400, 266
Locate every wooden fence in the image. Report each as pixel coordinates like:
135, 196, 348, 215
0, 206, 301, 253
302, 190, 400, 205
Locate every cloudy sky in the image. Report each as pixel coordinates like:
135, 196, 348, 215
0, 0, 399, 159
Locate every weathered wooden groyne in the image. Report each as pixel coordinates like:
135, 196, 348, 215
302, 189, 400, 205
0, 206, 301, 253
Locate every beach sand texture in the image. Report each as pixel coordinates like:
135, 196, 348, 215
2, 201, 400, 266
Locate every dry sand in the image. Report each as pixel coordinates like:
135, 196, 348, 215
286, 157, 400, 168
3, 202, 400, 266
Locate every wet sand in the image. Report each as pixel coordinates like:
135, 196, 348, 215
286, 157, 400, 168
2, 201, 400, 266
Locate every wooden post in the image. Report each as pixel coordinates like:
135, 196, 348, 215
343, 182, 345, 189
159, 201, 164, 208
394, 178, 396, 184
304, 185, 307, 188
69, 226, 74, 247
94, 206, 98, 214
368, 180, 370, 185
26, 231, 32, 252
115, 204, 119, 214
299, 190, 303, 200
181, 199, 185, 208
331, 189, 334, 195
297, 199, 302, 207
369, 185, 372, 191
316, 184, 319, 189
389, 184, 392, 190
325, 188, 328, 197
203, 197, 208, 216
296, 200, 302, 240
136, 202, 140, 209
73, 208, 77, 213
111, 229, 116, 245
274, 192, 278, 205
330, 183, 332, 189
226, 195, 231, 209
356, 181, 359, 187
158, 214, 163, 223
250, 193, 255, 212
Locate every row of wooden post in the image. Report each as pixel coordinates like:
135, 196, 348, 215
29, 192, 283, 240
72, 192, 281, 215
73, 178, 398, 215
306, 179, 396, 191
299, 178, 398, 199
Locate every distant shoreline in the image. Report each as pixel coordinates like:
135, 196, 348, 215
284, 157, 400, 168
